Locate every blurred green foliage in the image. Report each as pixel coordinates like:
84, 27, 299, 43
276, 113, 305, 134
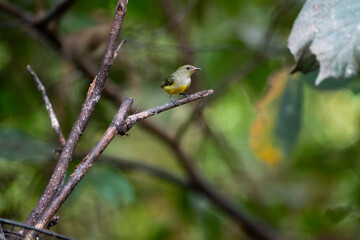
1, 0, 360, 239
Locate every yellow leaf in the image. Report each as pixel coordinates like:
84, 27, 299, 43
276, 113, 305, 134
250, 68, 292, 167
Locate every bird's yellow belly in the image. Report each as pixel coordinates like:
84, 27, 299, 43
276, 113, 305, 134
162, 85, 188, 95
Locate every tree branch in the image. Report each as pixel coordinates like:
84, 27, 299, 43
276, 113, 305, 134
28, 89, 212, 235
123, 89, 214, 131
25, 98, 133, 239
113, 39, 127, 60
26, 65, 66, 148
23, 0, 128, 228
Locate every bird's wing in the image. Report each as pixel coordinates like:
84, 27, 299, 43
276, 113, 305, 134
161, 74, 175, 88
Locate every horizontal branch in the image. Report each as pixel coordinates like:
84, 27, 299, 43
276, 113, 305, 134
123, 89, 214, 131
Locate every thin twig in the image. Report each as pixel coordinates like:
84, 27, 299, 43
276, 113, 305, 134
23, 0, 129, 229
113, 39, 127, 61
89, 39, 126, 82
26, 65, 66, 148
123, 89, 214, 131
26, 98, 133, 238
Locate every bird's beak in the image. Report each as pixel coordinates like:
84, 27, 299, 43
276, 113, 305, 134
192, 67, 201, 71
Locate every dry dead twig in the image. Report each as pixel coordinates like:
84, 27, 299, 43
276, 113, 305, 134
26, 65, 66, 148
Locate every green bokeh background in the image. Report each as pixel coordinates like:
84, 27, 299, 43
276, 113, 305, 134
1, 0, 360, 239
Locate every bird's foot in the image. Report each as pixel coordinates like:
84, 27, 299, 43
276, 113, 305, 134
170, 96, 177, 105
180, 92, 191, 100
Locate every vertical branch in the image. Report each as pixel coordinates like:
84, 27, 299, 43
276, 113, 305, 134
24, 0, 128, 228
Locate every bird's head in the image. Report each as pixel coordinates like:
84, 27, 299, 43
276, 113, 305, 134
176, 65, 201, 77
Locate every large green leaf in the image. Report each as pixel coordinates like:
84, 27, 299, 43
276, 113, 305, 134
288, 0, 360, 85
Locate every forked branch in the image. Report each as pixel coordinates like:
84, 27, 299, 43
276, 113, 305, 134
27, 98, 133, 234
28, 91, 212, 234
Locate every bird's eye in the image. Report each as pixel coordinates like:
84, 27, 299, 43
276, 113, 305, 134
186, 67, 190, 70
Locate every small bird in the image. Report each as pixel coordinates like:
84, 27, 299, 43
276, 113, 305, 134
161, 65, 201, 104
